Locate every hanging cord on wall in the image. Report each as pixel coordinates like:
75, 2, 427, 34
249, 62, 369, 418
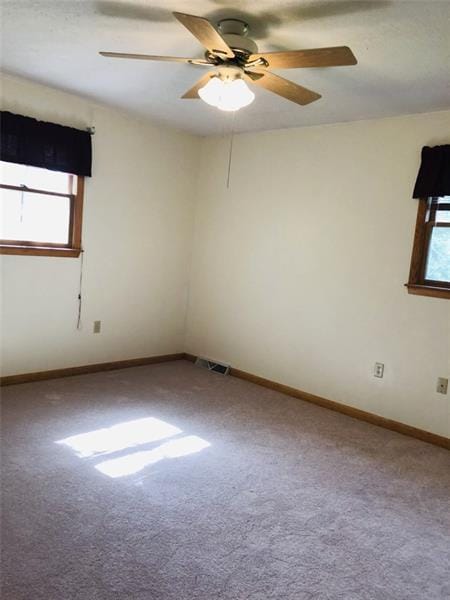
75, 126, 92, 329
19, 187, 25, 222
76, 250, 85, 330
226, 111, 236, 189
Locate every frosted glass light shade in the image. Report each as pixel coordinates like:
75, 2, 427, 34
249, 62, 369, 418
199, 76, 255, 111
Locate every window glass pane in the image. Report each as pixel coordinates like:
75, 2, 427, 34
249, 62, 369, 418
432, 196, 450, 223
435, 197, 450, 223
425, 226, 450, 282
436, 211, 450, 223
0, 161, 71, 193
0, 188, 70, 244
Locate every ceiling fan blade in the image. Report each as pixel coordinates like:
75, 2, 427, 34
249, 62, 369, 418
181, 72, 214, 99
248, 46, 357, 69
173, 12, 235, 59
99, 51, 211, 65
245, 70, 321, 106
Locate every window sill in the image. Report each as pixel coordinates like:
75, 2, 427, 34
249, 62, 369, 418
0, 245, 81, 258
405, 283, 450, 300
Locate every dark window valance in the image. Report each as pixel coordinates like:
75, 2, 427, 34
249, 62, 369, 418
413, 145, 450, 199
0, 111, 92, 177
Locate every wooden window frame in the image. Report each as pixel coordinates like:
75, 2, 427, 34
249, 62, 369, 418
0, 174, 84, 258
406, 197, 450, 300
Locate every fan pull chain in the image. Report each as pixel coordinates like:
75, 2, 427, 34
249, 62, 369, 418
226, 111, 236, 189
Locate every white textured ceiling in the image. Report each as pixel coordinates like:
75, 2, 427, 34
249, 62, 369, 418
1, 0, 450, 136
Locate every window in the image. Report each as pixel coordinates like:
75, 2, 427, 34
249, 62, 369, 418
0, 161, 84, 257
406, 196, 450, 299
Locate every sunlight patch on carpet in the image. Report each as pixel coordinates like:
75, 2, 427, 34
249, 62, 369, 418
55, 417, 210, 478
55, 417, 181, 458
95, 435, 211, 478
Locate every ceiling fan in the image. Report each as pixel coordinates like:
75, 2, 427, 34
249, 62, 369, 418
100, 12, 357, 112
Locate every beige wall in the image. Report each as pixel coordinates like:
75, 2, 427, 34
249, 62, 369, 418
1, 74, 449, 438
0, 75, 199, 375
186, 111, 450, 438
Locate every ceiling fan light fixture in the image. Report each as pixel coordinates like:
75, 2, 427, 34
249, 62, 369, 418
199, 75, 255, 112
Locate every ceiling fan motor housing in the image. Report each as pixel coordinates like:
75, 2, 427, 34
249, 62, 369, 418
222, 33, 258, 56
217, 18, 258, 57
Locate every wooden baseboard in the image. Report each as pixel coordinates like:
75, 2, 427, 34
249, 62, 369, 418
0, 353, 185, 386
3, 351, 448, 450
184, 353, 449, 450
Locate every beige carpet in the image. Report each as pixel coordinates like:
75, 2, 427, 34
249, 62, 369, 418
1, 360, 449, 600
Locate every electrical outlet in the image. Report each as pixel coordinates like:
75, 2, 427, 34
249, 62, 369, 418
436, 377, 448, 394
374, 362, 384, 378
93, 320, 101, 334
